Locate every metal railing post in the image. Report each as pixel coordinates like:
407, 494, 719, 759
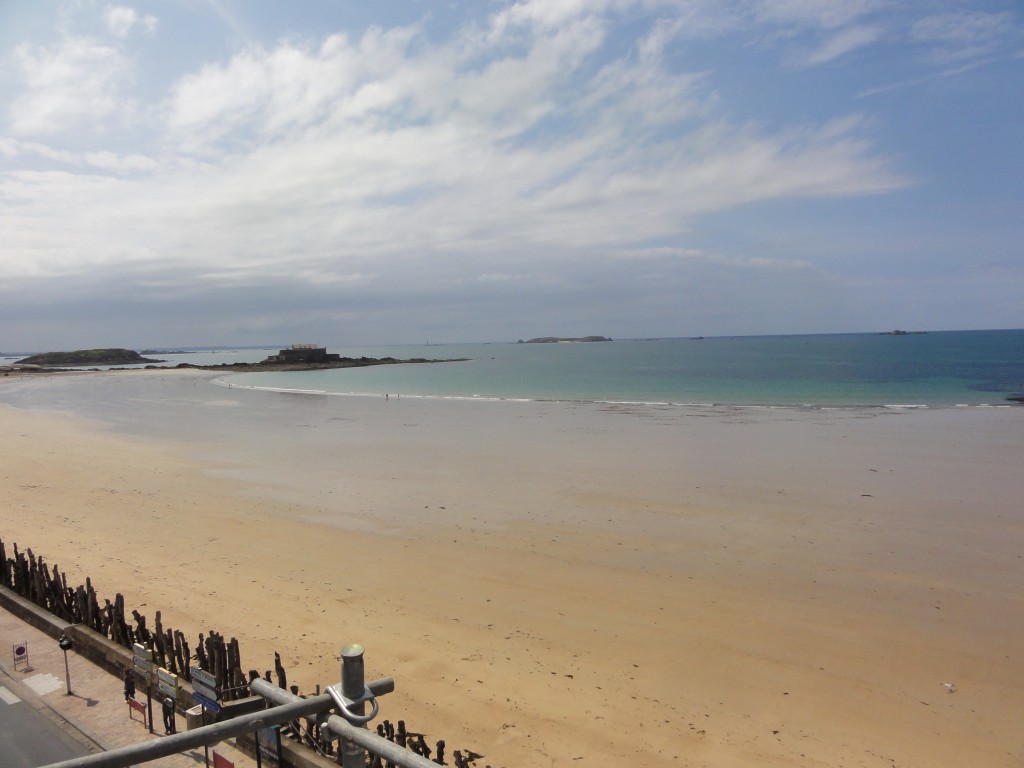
340, 643, 366, 768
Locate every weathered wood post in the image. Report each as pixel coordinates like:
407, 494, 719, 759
274, 651, 287, 690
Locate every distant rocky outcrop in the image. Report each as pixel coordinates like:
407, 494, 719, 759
172, 354, 466, 372
518, 336, 612, 343
15, 348, 164, 366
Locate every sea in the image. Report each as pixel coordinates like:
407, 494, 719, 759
6, 329, 1019, 410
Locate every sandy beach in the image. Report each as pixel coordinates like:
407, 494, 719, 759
1, 369, 1023, 767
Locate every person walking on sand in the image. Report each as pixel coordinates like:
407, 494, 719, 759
162, 695, 176, 734
123, 668, 135, 702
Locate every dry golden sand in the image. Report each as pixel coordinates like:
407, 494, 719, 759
1, 372, 1023, 767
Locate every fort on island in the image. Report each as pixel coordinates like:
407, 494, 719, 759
264, 343, 342, 364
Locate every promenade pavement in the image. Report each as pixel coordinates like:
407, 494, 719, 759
0, 606, 255, 767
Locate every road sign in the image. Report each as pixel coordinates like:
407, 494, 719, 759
12, 641, 29, 670
132, 645, 154, 680
189, 666, 220, 706
156, 669, 178, 698
190, 666, 217, 691
192, 691, 221, 712
192, 679, 219, 703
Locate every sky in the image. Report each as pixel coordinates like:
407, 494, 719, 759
1, 0, 1022, 351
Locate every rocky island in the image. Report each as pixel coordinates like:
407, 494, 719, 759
15, 348, 164, 366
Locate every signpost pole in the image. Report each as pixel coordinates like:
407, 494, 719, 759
62, 647, 71, 695
202, 706, 210, 768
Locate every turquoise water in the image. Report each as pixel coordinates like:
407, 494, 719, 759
225, 330, 1024, 408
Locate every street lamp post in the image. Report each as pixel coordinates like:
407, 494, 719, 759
57, 633, 73, 695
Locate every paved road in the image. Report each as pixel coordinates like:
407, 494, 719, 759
0, 683, 92, 767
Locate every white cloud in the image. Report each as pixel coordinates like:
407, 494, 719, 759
167, 50, 273, 140
104, 5, 158, 39
0, 3, 912, 288
164, 11, 613, 156
9, 37, 128, 136
166, 27, 426, 148
83, 150, 161, 173
489, 0, 608, 35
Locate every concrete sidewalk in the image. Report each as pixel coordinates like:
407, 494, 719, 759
0, 606, 255, 767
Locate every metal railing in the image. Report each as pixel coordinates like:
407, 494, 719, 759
41, 643, 443, 768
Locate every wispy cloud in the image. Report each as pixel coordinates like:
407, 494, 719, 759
9, 37, 129, 135
804, 24, 882, 64
910, 10, 1016, 62
749, 0, 886, 31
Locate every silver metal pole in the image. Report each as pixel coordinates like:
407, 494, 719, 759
340, 643, 365, 768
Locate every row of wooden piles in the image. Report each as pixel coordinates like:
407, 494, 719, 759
0, 538, 259, 701
0, 538, 489, 766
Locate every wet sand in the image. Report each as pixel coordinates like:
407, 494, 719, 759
1, 369, 1023, 767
